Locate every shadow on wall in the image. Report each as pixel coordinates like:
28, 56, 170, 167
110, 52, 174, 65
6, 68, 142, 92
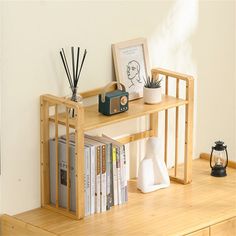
147, 0, 198, 169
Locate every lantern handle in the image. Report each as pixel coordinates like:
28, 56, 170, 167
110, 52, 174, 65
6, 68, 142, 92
224, 147, 228, 168
210, 147, 214, 169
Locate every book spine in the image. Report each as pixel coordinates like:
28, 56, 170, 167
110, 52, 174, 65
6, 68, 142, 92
120, 145, 125, 204
112, 147, 118, 206
116, 147, 122, 205
122, 145, 128, 203
95, 146, 101, 213
69, 142, 76, 212
49, 139, 56, 206
57, 138, 76, 211
101, 145, 106, 212
90, 146, 95, 215
87, 147, 91, 215
58, 139, 68, 209
85, 147, 90, 216
84, 148, 88, 216
110, 144, 114, 207
106, 144, 111, 210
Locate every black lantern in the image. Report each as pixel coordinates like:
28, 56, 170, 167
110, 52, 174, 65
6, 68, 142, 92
210, 141, 228, 177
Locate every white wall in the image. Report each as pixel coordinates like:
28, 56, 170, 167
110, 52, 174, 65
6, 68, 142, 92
193, 1, 236, 161
0, 0, 174, 215
0, 0, 235, 215
0, 0, 3, 214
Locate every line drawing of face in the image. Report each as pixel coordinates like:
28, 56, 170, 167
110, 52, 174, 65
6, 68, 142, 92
127, 60, 140, 80
126, 60, 142, 88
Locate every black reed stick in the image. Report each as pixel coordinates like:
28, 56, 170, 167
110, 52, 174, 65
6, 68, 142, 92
143, 76, 147, 86
76, 49, 87, 87
75, 47, 80, 80
71, 47, 76, 85
60, 46, 87, 101
60, 51, 73, 89
61, 48, 73, 89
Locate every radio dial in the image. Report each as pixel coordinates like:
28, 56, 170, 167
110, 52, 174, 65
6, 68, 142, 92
120, 96, 128, 106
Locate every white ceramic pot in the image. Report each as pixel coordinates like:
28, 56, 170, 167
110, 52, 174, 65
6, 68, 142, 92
143, 87, 162, 104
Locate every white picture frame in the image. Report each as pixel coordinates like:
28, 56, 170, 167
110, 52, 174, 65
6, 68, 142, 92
112, 38, 150, 100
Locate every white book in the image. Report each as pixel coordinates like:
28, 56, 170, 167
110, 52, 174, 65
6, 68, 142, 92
100, 144, 107, 212
84, 147, 91, 216
112, 147, 118, 206
85, 135, 112, 210
90, 145, 96, 215
120, 146, 125, 204
85, 135, 108, 212
123, 145, 128, 202
96, 146, 101, 213
101, 135, 124, 205
84, 137, 101, 214
105, 143, 112, 210
49, 137, 76, 211
120, 145, 127, 203
116, 147, 122, 205
85, 144, 95, 215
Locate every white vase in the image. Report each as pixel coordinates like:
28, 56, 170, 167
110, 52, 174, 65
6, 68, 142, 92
137, 137, 170, 193
143, 87, 162, 104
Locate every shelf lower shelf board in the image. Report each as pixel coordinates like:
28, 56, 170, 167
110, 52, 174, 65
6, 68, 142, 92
49, 95, 188, 131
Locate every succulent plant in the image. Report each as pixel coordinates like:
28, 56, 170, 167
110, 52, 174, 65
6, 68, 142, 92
143, 76, 162, 88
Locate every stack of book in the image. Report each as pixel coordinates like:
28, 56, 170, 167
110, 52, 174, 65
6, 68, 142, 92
49, 134, 128, 216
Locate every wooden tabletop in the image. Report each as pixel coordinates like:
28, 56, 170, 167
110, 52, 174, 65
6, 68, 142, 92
11, 159, 236, 235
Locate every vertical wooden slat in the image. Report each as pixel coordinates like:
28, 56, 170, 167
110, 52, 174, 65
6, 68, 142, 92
66, 108, 70, 211
152, 71, 159, 81
40, 98, 45, 206
74, 106, 85, 219
164, 76, 169, 164
40, 96, 50, 206
55, 105, 59, 207
184, 78, 194, 183
165, 75, 169, 94
150, 112, 158, 137
150, 70, 159, 138
175, 79, 179, 177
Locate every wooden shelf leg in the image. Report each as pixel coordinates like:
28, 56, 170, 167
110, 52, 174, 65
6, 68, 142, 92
74, 106, 85, 219
150, 112, 158, 137
184, 78, 194, 184
174, 79, 179, 177
66, 108, 71, 211
55, 105, 59, 207
40, 97, 50, 206
164, 75, 169, 165
164, 110, 168, 165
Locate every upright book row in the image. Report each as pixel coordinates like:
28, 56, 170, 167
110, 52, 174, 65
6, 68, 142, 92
49, 134, 128, 216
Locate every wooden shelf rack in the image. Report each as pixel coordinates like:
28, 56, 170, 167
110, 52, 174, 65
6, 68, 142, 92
40, 68, 194, 220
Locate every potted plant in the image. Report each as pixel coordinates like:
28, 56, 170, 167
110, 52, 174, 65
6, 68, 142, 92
143, 76, 162, 104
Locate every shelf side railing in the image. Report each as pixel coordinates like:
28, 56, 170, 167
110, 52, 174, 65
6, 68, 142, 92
40, 94, 84, 220
152, 68, 194, 184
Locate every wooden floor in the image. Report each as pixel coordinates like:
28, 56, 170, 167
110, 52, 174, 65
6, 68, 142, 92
2, 159, 236, 236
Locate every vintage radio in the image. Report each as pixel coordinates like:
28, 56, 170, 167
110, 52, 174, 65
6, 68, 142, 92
99, 82, 129, 116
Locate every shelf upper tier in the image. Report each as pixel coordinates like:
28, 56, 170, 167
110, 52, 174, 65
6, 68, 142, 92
49, 95, 188, 131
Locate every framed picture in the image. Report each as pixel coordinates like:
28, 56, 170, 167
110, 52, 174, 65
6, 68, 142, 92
112, 38, 150, 100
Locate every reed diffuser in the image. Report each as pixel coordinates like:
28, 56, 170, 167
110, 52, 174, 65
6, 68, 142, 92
60, 46, 87, 103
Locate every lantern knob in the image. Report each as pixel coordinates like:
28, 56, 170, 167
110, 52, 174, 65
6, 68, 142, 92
215, 140, 224, 145
214, 141, 226, 151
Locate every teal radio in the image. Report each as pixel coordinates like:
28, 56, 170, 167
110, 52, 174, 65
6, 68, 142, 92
99, 82, 129, 116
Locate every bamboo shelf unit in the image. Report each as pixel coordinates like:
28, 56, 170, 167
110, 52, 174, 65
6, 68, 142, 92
40, 68, 194, 220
